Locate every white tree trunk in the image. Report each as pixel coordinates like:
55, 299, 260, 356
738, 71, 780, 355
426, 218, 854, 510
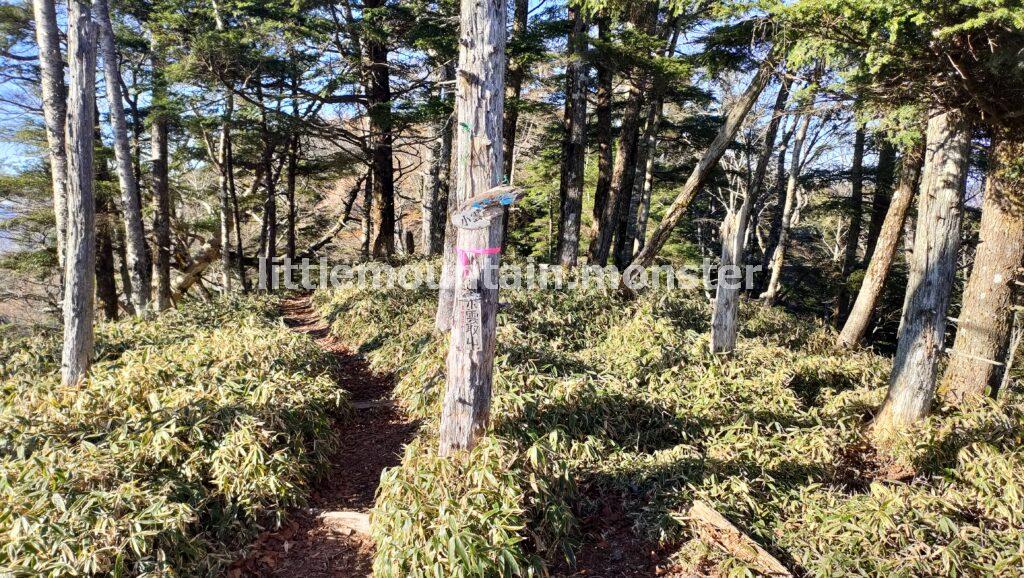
711, 78, 790, 353
95, 0, 151, 313
760, 113, 812, 305
874, 110, 971, 436
438, 0, 506, 456
31, 0, 69, 272
61, 0, 97, 386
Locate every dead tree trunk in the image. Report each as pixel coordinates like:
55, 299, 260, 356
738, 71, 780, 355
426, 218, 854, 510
31, 0, 69, 272
150, 40, 172, 310
837, 142, 923, 349
864, 140, 897, 263
873, 110, 970, 437
941, 136, 1024, 402
629, 57, 776, 275
711, 78, 790, 353
438, 0, 507, 456
61, 0, 97, 386
555, 5, 588, 267
96, 0, 151, 312
760, 113, 812, 306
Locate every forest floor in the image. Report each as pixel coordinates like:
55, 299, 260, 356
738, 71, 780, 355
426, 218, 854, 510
229, 295, 418, 578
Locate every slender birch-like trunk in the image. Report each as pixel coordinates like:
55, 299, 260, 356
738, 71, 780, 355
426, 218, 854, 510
873, 110, 970, 436
834, 128, 866, 321
438, 0, 507, 456
555, 5, 588, 267
837, 142, 923, 349
32, 0, 69, 272
760, 113, 812, 305
629, 57, 776, 274
941, 136, 1024, 402
61, 0, 97, 386
96, 0, 151, 312
710, 78, 790, 353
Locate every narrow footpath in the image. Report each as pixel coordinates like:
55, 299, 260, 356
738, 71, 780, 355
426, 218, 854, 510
229, 295, 418, 578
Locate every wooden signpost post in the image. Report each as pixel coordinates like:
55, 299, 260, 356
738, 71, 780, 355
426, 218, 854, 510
437, 0, 513, 456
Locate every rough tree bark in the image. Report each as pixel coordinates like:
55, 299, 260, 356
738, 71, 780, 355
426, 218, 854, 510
502, 0, 528, 181
555, 5, 588, 267
864, 140, 897, 262
760, 113, 812, 306
759, 116, 795, 280
61, 0, 97, 386
941, 136, 1024, 402
628, 57, 777, 274
365, 0, 395, 259
437, 0, 507, 456
837, 142, 923, 349
589, 15, 613, 247
873, 110, 970, 436
150, 39, 172, 310
710, 78, 790, 353
31, 0, 69, 272
96, 0, 151, 312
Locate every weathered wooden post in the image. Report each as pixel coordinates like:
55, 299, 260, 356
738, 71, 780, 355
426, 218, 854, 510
436, 0, 510, 456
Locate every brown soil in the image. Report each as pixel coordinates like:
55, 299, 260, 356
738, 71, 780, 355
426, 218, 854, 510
228, 295, 417, 578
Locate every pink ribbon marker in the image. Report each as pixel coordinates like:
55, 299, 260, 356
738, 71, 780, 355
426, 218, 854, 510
457, 246, 501, 278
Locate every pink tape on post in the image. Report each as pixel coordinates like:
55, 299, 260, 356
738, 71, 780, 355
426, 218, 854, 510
457, 246, 501, 278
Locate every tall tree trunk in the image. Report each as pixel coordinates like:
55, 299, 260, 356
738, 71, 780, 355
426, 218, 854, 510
218, 92, 235, 291
93, 113, 119, 322
760, 113, 812, 305
61, 0, 97, 386
835, 128, 866, 321
423, 64, 455, 256
623, 19, 682, 261
710, 77, 790, 353
286, 133, 298, 261
837, 142, 924, 349
941, 136, 1024, 402
592, 4, 653, 267
589, 15, 613, 248
629, 57, 777, 273
556, 5, 588, 267
96, 0, 151, 312
261, 138, 277, 284
438, 0, 507, 456
95, 195, 119, 321
502, 0, 528, 181
150, 40, 172, 310
759, 117, 795, 281
31, 0, 69, 273
366, 0, 395, 259
864, 139, 897, 262
361, 170, 372, 261
873, 110, 971, 437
